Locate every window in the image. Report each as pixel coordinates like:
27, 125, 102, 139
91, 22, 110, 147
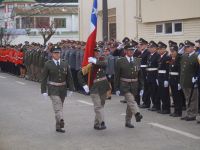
16, 18, 20, 29
7, 4, 14, 12
21, 17, 34, 29
156, 24, 163, 33
35, 17, 50, 28
174, 22, 182, 32
54, 18, 66, 28
165, 23, 172, 34
155, 22, 182, 35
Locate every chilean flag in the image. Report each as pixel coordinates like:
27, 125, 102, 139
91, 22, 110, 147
82, 0, 98, 67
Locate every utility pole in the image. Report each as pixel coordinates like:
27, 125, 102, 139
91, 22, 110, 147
102, 0, 108, 41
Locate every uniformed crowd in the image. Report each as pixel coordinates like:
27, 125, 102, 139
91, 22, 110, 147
0, 37, 200, 131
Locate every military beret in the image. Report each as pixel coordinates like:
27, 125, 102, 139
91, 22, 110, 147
195, 39, 200, 43
131, 40, 138, 47
148, 41, 158, 48
158, 41, 167, 49
139, 38, 148, 44
51, 45, 61, 53
168, 40, 177, 47
184, 40, 195, 47
122, 37, 130, 44
124, 42, 136, 51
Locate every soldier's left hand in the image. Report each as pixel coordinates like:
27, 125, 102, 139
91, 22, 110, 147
88, 57, 97, 64
164, 81, 169, 87
68, 91, 73, 97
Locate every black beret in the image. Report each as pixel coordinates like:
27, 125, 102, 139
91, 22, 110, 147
148, 41, 158, 48
51, 45, 61, 53
195, 39, 200, 43
158, 41, 167, 49
184, 40, 195, 47
139, 38, 148, 44
124, 42, 136, 51
122, 37, 130, 44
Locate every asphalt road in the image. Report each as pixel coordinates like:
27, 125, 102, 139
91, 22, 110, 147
0, 72, 200, 150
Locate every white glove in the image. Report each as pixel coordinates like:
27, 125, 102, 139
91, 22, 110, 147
140, 90, 144, 96
192, 77, 197, 83
42, 93, 48, 100
178, 83, 181, 91
68, 91, 73, 97
156, 79, 159, 86
164, 81, 169, 87
88, 57, 97, 64
116, 90, 120, 96
108, 75, 112, 79
83, 85, 90, 94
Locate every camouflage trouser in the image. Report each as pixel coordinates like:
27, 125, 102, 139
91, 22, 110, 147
50, 96, 65, 129
91, 93, 107, 125
124, 92, 139, 124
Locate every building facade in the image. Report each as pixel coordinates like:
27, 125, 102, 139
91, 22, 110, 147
79, 0, 200, 44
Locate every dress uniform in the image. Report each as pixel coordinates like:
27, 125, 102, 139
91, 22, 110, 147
146, 41, 160, 111
41, 45, 75, 133
180, 40, 199, 121
156, 41, 171, 114
78, 48, 110, 130
115, 43, 143, 128
168, 43, 182, 117
137, 38, 151, 108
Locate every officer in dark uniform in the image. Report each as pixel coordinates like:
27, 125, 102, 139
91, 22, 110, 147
115, 42, 143, 128
41, 45, 75, 133
168, 42, 182, 117
137, 38, 151, 108
146, 41, 160, 111
78, 48, 111, 130
156, 41, 171, 114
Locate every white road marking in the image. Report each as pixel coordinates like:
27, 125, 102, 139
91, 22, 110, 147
0, 76, 6, 79
77, 100, 93, 106
16, 81, 26, 85
120, 113, 126, 116
148, 122, 200, 140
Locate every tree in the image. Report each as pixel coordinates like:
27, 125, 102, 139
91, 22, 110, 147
0, 28, 16, 46
39, 22, 56, 46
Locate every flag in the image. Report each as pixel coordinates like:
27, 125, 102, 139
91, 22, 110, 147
82, 0, 98, 67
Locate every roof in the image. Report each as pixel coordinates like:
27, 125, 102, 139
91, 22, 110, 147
3, 0, 36, 3
12, 6, 78, 17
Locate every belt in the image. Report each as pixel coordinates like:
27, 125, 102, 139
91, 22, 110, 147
158, 70, 166, 74
93, 76, 107, 83
146, 68, 158, 71
169, 72, 179, 76
48, 81, 66, 86
140, 65, 147, 68
120, 77, 138, 82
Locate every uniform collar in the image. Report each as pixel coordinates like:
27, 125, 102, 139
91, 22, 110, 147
52, 58, 61, 65
125, 55, 134, 62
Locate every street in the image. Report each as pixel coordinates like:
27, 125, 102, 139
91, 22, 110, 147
0, 72, 200, 150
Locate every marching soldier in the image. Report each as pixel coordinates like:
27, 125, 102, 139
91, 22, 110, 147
137, 38, 151, 108
156, 41, 171, 114
180, 40, 199, 121
115, 42, 143, 128
41, 45, 75, 133
146, 41, 160, 111
168, 42, 182, 117
78, 48, 111, 130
